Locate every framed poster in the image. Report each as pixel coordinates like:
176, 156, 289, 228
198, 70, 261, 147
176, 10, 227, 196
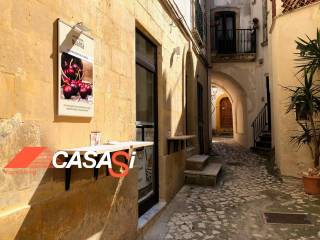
58, 19, 94, 117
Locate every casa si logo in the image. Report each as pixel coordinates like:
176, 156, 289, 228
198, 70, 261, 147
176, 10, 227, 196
4, 147, 136, 178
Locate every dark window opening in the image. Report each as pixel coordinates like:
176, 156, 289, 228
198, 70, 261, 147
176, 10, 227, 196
212, 11, 256, 54
135, 30, 159, 217
295, 102, 309, 121
214, 11, 236, 54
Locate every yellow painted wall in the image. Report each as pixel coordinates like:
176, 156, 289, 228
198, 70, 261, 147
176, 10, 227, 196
270, 3, 320, 176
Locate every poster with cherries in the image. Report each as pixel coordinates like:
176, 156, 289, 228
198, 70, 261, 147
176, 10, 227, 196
58, 19, 94, 117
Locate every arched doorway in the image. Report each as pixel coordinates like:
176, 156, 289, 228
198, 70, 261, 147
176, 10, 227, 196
220, 97, 233, 129
211, 88, 233, 136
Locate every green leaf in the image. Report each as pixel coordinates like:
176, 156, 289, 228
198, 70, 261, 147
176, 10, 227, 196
295, 29, 320, 75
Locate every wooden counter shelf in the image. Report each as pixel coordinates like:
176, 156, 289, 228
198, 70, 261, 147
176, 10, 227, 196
58, 141, 154, 191
167, 135, 196, 154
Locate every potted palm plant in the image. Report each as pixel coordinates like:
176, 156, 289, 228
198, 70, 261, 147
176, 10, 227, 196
286, 30, 320, 194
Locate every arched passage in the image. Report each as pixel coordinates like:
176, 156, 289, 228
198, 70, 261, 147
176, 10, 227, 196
210, 71, 249, 147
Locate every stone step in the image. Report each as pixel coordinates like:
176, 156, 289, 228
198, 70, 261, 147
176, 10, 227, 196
185, 146, 195, 158
256, 140, 272, 148
251, 146, 274, 157
186, 154, 209, 171
137, 201, 167, 237
251, 146, 272, 152
184, 162, 222, 186
261, 131, 271, 136
259, 134, 272, 142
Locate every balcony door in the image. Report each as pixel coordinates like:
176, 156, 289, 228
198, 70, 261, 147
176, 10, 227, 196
215, 11, 236, 53
135, 30, 158, 217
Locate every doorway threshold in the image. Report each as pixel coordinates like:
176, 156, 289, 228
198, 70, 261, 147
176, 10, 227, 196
138, 201, 167, 236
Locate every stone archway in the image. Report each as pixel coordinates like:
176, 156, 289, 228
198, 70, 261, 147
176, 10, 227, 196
210, 71, 249, 147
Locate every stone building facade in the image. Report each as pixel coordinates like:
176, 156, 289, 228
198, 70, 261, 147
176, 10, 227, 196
209, 0, 270, 147
209, 0, 320, 177
0, 0, 210, 239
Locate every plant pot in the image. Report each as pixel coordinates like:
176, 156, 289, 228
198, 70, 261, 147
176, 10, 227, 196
303, 175, 320, 195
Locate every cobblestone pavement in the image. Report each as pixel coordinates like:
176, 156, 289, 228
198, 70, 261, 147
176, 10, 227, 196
143, 138, 320, 240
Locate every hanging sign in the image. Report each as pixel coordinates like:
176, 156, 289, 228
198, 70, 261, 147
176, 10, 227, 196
58, 19, 94, 117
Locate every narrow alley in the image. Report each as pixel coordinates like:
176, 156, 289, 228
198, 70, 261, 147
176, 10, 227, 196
2, 1, 320, 239
143, 138, 320, 240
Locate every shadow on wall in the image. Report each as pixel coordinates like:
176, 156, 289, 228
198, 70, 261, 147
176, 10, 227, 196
0, 20, 138, 240
178, 49, 208, 153
163, 48, 206, 153
210, 71, 249, 147
13, 166, 138, 240
0, 117, 138, 240
158, 45, 210, 202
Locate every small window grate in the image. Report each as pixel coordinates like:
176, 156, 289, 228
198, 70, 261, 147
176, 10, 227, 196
264, 212, 312, 225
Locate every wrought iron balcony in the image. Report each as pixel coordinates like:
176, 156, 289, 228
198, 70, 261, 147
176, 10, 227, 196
211, 28, 257, 62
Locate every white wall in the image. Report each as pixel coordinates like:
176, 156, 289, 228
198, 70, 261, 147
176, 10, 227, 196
173, 0, 193, 29
173, 0, 207, 31
211, 0, 252, 28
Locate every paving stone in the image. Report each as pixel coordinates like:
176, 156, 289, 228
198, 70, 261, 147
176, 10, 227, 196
143, 138, 320, 240
212, 230, 220, 235
165, 234, 173, 239
198, 222, 205, 228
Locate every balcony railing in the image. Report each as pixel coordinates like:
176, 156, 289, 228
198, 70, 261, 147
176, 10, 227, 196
211, 28, 256, 54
